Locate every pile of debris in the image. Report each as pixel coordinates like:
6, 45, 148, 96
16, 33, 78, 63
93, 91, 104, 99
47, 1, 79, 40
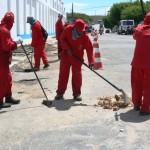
11, 37, 57, 71
45, 41, 57, 52
13, 44, 33, 56
97, 94, 133, 111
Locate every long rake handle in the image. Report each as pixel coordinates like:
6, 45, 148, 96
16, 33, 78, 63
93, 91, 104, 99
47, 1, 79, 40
21, 43, 49, 101
73, 55, 122, 92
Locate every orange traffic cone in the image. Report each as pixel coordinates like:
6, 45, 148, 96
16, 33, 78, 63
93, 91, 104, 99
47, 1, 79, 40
92, 32, 103, 70
91, 30, 98, 38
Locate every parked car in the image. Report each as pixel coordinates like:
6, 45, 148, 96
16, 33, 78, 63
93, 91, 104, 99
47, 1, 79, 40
86, 26, 94, 33
105, 28, 111, 33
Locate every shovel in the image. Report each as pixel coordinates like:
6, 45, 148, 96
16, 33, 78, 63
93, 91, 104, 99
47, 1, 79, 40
72, 54, 129, 105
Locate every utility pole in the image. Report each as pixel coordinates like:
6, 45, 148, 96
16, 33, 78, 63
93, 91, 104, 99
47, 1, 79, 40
72, 3, 73, 18
140, 0, 146, 19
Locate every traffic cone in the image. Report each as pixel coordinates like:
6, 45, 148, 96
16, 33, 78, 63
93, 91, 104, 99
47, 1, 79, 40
91, 30, 98, 37
91, 31, 94, 36
92, 32, 103, 70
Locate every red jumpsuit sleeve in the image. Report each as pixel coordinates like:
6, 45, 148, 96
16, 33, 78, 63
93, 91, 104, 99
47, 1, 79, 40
0, 29, 17, 51
84, 34, 94, 65
31, 24, 38, 47
59, 21, 64, 33
56, 20, 64, 40
133, 28, 139, 40
60, 27, 71, 50
133, 26, 142, 40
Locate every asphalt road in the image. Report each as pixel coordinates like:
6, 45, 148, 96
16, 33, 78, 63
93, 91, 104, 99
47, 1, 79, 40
0, 33, 150, 150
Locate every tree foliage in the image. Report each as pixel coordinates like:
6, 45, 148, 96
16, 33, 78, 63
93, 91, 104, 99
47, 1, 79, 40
67, 12, 93, 24
103, 16, 113, 29
103, 1, 150, 29
121, 5, 143, 23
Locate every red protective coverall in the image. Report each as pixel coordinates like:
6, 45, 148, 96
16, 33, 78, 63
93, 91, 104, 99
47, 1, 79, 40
55, 19, 64, 56
131, 12, 150, 112
56, 24, 94, 97
31, 21, 48, 68
0, 12, 17, 103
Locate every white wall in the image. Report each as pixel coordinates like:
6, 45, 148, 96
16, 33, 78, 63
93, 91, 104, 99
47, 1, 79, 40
10, 0, 17, 38
0, 0, 66, 38
0, 1, 7, 19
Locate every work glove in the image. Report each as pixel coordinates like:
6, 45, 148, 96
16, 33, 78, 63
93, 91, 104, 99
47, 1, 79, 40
89, 64, 94, 70
14, 36, 23, 44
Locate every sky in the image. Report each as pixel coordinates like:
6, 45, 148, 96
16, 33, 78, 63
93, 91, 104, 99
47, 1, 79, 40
63, 0, 149, 16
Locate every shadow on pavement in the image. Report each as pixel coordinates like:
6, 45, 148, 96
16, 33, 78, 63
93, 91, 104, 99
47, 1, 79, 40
119, 109, 150, 123
44, 99, 88, 111
48, 59, 59, 63
0, 105, 43, 114
0, 99, 88, 114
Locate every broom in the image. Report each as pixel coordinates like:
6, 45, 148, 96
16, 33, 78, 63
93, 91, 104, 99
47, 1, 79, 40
72, 54, 129, 105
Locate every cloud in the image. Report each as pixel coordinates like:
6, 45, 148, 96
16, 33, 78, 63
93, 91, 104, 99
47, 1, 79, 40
65, 3, 111, 16
64, 2, 88, 13
64, 0, 150, 16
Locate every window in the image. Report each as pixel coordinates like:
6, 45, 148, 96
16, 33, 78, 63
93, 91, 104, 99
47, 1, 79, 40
123, 21, 134, 26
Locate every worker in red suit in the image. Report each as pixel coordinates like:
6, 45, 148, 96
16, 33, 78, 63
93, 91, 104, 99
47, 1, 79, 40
55, 19, 94, 101
131, 12, 150, 116
0, 12, 22, 108
64, 21, 69, 28
27, 17, 49, 71
55, 14, 64, 59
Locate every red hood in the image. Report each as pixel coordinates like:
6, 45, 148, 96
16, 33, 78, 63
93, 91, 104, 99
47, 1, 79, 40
74, 19, 85, 32
1, 12, 14, 30
144, 12, 150, 25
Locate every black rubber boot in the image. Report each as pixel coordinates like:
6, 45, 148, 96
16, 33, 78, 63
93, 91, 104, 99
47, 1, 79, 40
5, 97, 20, 104
54, 94, 63, 100
134, 106, 140, 111
0, 102, 11, 108
139, 111, 150, 116
43, 64, 50, 69
73, 95, 82, 101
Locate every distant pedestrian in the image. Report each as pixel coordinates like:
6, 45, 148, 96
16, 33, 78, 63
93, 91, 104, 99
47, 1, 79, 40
131, 12, 150, 116
55, 19, 94, 101
55, 14, 64, 59
0, 12, 22, 108
27, 16, 49, 71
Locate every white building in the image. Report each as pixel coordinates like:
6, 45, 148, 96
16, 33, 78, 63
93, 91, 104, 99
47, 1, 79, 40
0, 0, 66, 39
